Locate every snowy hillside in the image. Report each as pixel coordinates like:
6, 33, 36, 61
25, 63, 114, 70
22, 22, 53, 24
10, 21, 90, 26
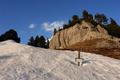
0, 40, 120, 80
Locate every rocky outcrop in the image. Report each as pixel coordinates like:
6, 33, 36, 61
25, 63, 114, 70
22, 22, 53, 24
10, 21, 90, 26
49, 21, 120, 49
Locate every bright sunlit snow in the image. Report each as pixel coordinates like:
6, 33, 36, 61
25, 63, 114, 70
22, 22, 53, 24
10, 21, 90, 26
0, 40, 120, 80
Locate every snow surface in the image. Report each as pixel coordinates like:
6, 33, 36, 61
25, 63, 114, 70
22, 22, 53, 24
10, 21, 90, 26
0, 40, 120, 80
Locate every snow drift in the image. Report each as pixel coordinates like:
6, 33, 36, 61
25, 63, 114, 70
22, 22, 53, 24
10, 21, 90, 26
0, 40, 120, 80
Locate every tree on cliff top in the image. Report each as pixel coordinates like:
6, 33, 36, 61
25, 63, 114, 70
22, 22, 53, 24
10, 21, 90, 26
82, 10, 93, 22
95, 13, 108, 25
106, 18, 120, 38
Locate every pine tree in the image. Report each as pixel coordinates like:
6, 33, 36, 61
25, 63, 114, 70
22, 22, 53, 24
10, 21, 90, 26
71, 15, 79, 25
95, 13, 108, 24
0, 29, 20, 43
28, 36, 35, 46
110, 18, 118, 26
82, 10, 89, 20
53, 28, 57, 35
34, 35, 40, 47
82, 10, 94, 22
39, 36, 46, 48
45, 38, 49, 48
106, 18, 120, 38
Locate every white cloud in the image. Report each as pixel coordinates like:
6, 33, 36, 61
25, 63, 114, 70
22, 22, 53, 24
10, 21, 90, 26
28, 24, 36, 29
42, 21, 65, 31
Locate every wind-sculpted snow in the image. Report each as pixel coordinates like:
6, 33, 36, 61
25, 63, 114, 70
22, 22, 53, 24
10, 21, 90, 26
0, 40, 120, 80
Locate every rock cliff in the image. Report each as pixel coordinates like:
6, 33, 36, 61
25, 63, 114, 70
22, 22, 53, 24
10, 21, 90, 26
49, 21, 120, 49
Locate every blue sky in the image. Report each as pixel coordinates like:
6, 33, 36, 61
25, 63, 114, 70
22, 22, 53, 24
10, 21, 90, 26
0, 0, 120, 43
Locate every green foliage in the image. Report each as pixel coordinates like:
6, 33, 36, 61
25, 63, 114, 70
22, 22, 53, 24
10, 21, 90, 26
39, 36, 46, 48
0, 29, 20, 43
45, 38, 49, 48
82, 10, 93, 22
63, 24, 69, 29
53, 28, 57, 35
105, 18, 120, 38
72, 15, 80, 24
110, 18, 118, 26
34, 35, 46, 48
91, 20, 98, 27
28, 36, 35, 46
63, 15, 81, 30
95, 13, 108, 24
83, 10, 89, 20
68, 20, 72, 26
28, 35, 49, 48
34, 35, 40, 47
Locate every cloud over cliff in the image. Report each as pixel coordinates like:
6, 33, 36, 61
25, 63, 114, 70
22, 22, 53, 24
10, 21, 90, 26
42, 21, 65, 31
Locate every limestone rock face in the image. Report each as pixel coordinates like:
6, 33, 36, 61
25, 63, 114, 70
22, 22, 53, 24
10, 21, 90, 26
49, 21, 120, 49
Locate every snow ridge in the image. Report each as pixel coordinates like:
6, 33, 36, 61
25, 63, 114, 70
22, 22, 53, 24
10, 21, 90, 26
0, 40, 120, 80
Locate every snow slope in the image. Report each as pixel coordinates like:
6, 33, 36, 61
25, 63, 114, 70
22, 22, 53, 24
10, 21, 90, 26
0, 40, 120, 80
